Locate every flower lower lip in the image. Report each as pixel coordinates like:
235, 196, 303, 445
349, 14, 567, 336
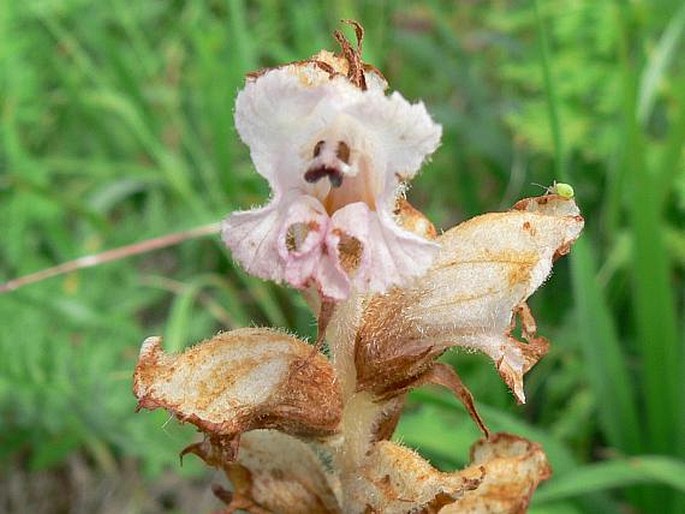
304, 166, 343, 188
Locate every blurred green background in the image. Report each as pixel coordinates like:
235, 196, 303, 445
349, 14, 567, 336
1, 1, 684, 513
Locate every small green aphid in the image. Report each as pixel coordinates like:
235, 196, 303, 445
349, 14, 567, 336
533, 181, 575, 199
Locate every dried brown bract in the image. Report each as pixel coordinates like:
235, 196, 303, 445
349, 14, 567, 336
344, 440, 483, 513
355, 195, 584, 404
133, 328, 342, 451
443, 433, 552, 513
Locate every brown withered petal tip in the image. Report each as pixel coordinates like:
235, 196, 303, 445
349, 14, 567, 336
441, 432, 552, 514
243, 21, 387, 91
395, 197, 438, 240
333, 20, 367, 90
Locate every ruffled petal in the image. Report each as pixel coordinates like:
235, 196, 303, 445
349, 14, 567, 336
223, 194, 438, 300
332, 202, 439, 293
223, 194, 352, 300
277, 195, 351, 300
345, 90, 442, 185
235, 60, 440, 197
221, 198, 286, 283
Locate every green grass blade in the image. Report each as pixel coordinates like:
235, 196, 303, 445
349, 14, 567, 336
535, 456, 685, 503
533, 0, 567, 183
655, 76, 685, 208
570, 239, 641, 453
160, 273, 252, 352
227, 0, 257, 72
615, 1, 680, 458
534, 0, 641, 454
637, 2, 685, 124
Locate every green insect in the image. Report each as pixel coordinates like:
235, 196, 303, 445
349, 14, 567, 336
533, 181, 575, 199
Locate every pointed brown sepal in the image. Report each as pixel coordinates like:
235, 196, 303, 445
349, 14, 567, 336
421, 363, 490, 438
180, 434, 241, 468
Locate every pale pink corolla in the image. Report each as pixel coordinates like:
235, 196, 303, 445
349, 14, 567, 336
221, 52, 442, 300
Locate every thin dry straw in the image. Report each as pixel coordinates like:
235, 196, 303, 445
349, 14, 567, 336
0, 222, 221, 294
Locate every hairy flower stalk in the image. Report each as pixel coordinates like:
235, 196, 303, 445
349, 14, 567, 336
134, 22, 582, 513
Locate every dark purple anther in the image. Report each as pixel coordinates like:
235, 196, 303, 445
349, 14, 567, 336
304, 166, 344, 188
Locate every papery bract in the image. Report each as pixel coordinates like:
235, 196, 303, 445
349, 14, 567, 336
222, 49, 442, 300
355, 195, 584, 403
442, 433, 552, 513
343, 440, 483, 513
133, 328, 342, 460
204, 432, 550, 514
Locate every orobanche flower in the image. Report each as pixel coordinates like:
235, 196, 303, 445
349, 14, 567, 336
222, 26, 441, 300
135, 22, 585, 514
